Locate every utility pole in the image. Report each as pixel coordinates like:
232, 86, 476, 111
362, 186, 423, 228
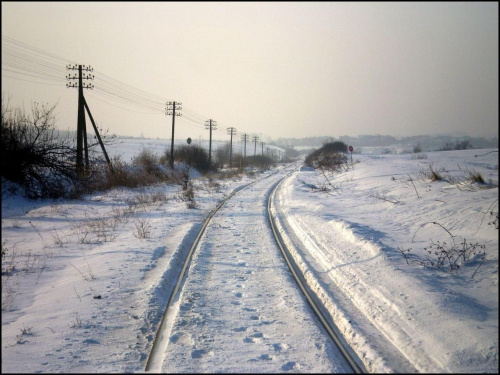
205, 119, 217, 168
81, 97, 114, 173
227, 127, 237, 168
66, 64, 94, 174
165, 101, 182, 168
261, 141, 265, 156
252, 136, 259, 156
241, 133, 249, 158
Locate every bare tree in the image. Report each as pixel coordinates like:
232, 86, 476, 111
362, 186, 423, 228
1, 97, 81, 198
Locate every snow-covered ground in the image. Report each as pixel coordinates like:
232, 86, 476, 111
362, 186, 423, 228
1, 141, 498, 373
154, 169, 352, 373
273, 149, 498, 373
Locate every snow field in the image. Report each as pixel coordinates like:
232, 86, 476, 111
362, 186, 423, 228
272, 149, 498, 373
2, 144, 497, 373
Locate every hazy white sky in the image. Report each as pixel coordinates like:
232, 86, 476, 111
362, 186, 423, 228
2, 2, 498, 141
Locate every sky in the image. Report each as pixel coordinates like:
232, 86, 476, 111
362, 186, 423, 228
2, 2, 498, 142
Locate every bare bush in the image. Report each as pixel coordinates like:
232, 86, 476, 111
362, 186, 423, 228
245, 155, 275, 170
179, 183, 197, 209
474, 199, 499, 233
368, 187, 402, 205
413, 144, 422, 153
1, 240, 16, 276
398, 239, 486, 276
132, 147, 160, 175
1, 96, 120, 198
126, 190, 169, 209
71, 225, 93, 244
305, 142, 349, 171
399, 221, 488, 277
51, 230, 69, 247
440, 139, 473, 151
69, 312, 83, 328
2, 275, 16, 311
458, 166, 486, 184
70, 260, 96, 281
161, 145, 212, 174
198, 178, 222, 195
110, 205, 134, 224
1, 99, 81, 198
133, 218, 152, 238
89, 218, 118, 242
414, 164, 446, 182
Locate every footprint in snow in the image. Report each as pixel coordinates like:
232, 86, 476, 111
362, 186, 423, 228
191, 349, 214, 359
272, 343, 289, 352
259, 354, 273, 361
281, 361, 300, 371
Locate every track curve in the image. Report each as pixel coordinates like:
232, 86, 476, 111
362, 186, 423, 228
145, 169, 361, 373
268, 173, 364, 374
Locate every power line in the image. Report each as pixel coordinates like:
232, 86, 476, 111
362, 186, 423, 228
2, 35, 73, 64
2, 35, 259, 140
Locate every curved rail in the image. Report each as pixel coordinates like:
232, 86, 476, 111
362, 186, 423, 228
145, 166, 362, 373
145, 176, 263, 371
267, 175, 364, 374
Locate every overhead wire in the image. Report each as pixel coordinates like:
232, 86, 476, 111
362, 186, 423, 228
1, 72, 67, 86
2, 35, 71, 86
2, 35, 73, 64
2, 35, 259, 140
85, 90, 164, 115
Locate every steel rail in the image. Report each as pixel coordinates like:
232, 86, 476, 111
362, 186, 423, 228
144, 175, 264, 371
267, 175, 364, 374
145, 165, 360, 372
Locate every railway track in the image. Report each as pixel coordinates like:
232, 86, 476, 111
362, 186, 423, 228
145, 167, 364, 373
268, 176, 364, 374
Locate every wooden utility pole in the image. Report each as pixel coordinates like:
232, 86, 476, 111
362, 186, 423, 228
227, 127, 237, 168
252, 136, 259, 156
241, 133, 249, 157
67, 65, 114, 174
261, 141, 264, 156
82, 97, 114, 173
66, 64, 93, 175
166, 101, 182, 168
205, 119, 217, 168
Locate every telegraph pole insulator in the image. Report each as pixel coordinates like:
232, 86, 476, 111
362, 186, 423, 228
66, 64, 94, 174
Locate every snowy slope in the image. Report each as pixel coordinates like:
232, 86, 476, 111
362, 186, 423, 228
273, 149, 498, 372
